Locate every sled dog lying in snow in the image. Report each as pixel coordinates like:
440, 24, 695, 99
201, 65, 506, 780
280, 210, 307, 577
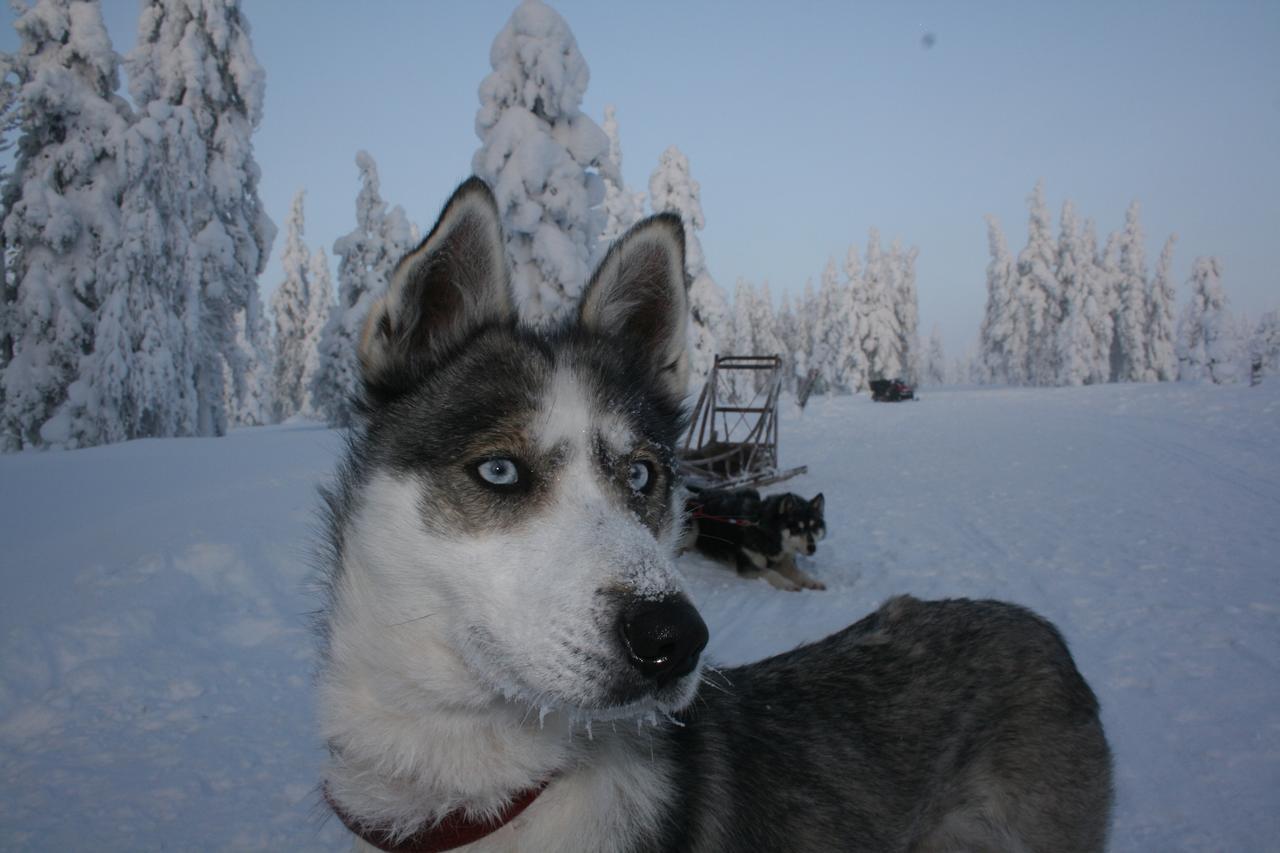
316, 177, 1113, 852
684, 486, 828, 590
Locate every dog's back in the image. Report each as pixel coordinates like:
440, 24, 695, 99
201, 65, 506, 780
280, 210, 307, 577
656, 595, 1112, 851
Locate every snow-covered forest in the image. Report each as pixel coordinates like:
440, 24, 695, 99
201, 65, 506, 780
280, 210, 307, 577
976, 185, 1274, 388
1, 0, 1277, 451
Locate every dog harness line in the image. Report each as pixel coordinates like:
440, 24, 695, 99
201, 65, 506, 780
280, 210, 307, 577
324, 780, 551, 853
689, 505, 756, 527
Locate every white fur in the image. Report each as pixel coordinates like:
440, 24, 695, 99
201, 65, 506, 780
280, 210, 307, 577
321, 369, 696, 846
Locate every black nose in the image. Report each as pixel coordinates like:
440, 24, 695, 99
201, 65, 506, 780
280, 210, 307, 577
619, 596, 709, 686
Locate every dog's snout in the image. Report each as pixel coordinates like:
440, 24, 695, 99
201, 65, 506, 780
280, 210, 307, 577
619, 597, 709, 686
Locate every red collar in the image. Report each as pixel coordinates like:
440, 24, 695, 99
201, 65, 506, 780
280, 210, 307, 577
325, 780, 552, 853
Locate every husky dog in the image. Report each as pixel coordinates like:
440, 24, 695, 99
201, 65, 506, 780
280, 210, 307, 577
684, 487, 827, 591
317, 178, 1112, 852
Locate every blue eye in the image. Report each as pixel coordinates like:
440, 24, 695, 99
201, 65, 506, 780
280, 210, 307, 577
628, 461, 652, 493
478, 458, 519, 486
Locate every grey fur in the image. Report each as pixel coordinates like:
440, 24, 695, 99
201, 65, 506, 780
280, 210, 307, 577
651, 595, 1113, 852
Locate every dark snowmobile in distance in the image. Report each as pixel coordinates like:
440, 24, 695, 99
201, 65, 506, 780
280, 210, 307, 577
869, 378, 916, 402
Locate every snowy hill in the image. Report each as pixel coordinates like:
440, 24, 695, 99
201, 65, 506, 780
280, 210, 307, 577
2, 383, 1277, 850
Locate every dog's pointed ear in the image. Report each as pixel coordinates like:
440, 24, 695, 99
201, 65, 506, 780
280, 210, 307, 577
579, 214, 690, 398
811, 493, 824, 513
779, 494, 797, 514
359, 177, 511, 389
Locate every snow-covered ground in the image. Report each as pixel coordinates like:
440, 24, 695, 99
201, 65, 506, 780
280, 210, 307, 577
1, 382, 1277, 850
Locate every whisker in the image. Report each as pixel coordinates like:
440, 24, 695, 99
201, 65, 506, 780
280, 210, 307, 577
699, 673, 732, 696
703, 664, 735, 689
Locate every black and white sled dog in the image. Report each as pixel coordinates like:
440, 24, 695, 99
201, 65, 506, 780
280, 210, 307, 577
316, 178, 1113, 852
684, 487, 828, 590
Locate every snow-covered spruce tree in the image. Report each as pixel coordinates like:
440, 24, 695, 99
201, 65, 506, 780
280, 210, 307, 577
472, 0, 614, 327
890, 240, 921, 384
1054, 201, 1106, 386
1, 0, 130, 449
978, 215, 1019, 385
128, 0, 276, 437
648, 144, 727, 394
1096, 229, 1126, 381
229, 298, 272, 426
1113, 200, 1150, 382
923, 326, 947, 386
66, 94, 205, 446
599, 104, 644, 246
793, 278, 819, 394
747, 281, 783, 393
810, 257, 860, 393
1249, 309, 1280, 383
842, 244, 867, 391
1015, 181, 1059, 385
774, 292, 796, 392
1080, 219, 1121, 381
0, 49, 19, 426
304, 247, 334, 407
1177, 256, 1237, 383
723, 279, 757, 403
312, 151, 414, 427
1145, 234, 1179, 382
270, 191, 328, 421
858, 229, 903, 382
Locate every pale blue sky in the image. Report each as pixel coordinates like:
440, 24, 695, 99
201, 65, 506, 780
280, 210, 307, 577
5, 1, 1278, 354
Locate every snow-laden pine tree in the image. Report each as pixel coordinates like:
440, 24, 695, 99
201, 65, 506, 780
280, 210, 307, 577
1249, 309, 1280, 383
809, 257, 860, 392
923, 326, 947, 386
890, 241, 921, 384
747, 282, 783, 393
1097, 230, 1125, 381
858, 229, 903, 382
128, 0, 276, 437
724, 279, 758, 403
793, 278, 818, 393
472, 0, 614, 326
0, 50, 19, 422
1015, 181, 1059, 385
648, 145, 727, 393
1177, 256, 1237, 384
1054, 201, 1108, 386
774, 291, 800, 392
312, 151, 414, 427
1113, 201, 1150, 382
1078, 220, 1115, 384
229, 299, 272, 426
978, 215, 1019, 385
68, 95, 204, 446
1145, 234, 1179, 382
1, 0, 130, 449
270, 191, 328, 421
305, 247, 334, 407
599, 104, 644, 246
842, 244, 867, 391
